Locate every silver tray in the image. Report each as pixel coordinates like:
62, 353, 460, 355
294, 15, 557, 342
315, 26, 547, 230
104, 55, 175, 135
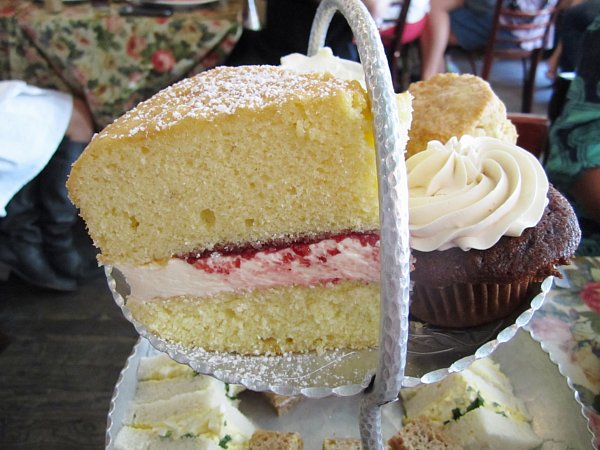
526, 258, 600, 449
105, 329, 595, 449
107, 265, 552, 396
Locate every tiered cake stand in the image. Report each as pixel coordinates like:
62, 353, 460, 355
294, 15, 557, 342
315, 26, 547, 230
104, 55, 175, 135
105, 1, 551, 448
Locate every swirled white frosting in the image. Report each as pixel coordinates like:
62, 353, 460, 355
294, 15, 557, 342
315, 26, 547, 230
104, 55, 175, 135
408, 135, 549, 252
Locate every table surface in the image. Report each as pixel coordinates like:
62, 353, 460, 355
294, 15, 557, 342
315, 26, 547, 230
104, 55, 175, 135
527, 256, 600, 448
0, 221, 138, 449
0, 0, 243, 128
0, 227, 599, 448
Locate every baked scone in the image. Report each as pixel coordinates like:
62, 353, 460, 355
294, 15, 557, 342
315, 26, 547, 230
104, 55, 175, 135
406, 73, 517, 158
68, 65, 413, 354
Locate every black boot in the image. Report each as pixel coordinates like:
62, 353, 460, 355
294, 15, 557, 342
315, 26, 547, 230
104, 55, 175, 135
39, 137, 98, 281
0, 181, 77, 291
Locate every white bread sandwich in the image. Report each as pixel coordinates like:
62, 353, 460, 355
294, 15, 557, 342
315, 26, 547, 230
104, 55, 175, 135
114, 354, 254, 450
387, 416, 462, 450
249, 430, 304, 450
398, 358, 542, 450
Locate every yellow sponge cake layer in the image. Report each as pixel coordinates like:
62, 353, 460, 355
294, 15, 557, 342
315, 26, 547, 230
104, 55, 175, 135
68, 66, 379, 266
126, 280, 380, 355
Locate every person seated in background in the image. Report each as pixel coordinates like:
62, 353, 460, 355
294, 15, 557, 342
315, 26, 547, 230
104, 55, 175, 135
545, 13, 600, 256
226, 0, 391, 66
378, 0, 431, 46
546, 0, 600, 79
0, 81, 96, 291
546, 0, 600, 120
419, 0, 559, 81
419, 0, 496, 80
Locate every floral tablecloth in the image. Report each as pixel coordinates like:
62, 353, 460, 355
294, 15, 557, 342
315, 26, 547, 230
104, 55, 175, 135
0, 0, 243, 128
527, 256, 600, 448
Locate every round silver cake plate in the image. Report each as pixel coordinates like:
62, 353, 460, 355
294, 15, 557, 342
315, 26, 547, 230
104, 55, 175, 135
105, 0, 413, 408
308, 1, 410, 448
403, 276, 553, 386
107, 267, 552, 391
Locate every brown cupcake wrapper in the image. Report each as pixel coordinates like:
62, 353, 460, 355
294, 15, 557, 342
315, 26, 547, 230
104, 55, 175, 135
410, 278, 541, 328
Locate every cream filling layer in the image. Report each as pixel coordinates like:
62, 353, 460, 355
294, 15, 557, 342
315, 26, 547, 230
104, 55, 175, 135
116, 235, 380, 301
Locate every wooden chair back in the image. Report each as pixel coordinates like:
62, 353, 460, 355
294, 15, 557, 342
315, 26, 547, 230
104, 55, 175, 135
482, 0, 562, 113
379, 0, 413, 92
508, 112, 551, 163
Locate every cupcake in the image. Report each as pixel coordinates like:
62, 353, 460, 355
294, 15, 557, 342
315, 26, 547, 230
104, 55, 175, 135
407, 135, 580, 328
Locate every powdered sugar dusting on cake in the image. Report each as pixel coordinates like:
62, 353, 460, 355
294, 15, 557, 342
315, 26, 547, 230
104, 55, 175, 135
97, 66, 354, 139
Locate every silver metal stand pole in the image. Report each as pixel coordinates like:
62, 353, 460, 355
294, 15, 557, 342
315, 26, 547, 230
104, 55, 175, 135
309, 1, 411, 448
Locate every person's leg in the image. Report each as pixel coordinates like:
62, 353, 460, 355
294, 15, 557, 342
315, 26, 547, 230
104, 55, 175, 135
448, 5, 494, 51
559, 0, 600, 72
546, 41, 562, 80
65, 96, 95, 143
420, 0, 465, 80
39, 97, 95, 280
39, 138, 87, 279
549, 0, 600, 120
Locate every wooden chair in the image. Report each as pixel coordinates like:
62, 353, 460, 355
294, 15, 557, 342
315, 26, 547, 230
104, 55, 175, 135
508, 112, 550, 163
379, 0, 413, 92
480, 0, 562, 113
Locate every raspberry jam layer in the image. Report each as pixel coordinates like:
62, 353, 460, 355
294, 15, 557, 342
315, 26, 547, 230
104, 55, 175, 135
116, 232, 380, 301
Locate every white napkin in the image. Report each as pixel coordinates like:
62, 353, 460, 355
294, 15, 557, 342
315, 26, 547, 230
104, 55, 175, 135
0, 81, 73, 217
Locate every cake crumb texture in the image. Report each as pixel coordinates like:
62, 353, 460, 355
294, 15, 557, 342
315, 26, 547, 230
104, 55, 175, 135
68, 66, 386, 265
127, 280, 380, 355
